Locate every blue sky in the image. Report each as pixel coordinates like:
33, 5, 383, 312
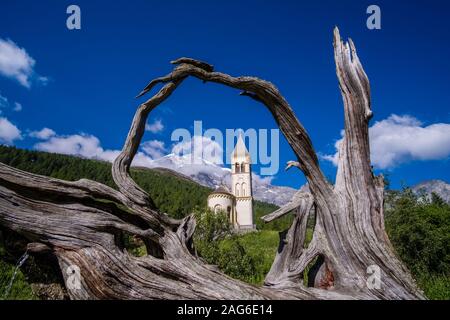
0, 0, 449, 189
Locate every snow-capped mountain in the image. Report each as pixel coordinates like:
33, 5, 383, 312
412, 180, 450, 203
147, 153, 298, 206
144, 153, 450, 206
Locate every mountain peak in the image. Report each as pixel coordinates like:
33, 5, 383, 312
412, 180, 450, 203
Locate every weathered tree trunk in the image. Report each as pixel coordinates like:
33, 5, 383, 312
0, 28, 424, 300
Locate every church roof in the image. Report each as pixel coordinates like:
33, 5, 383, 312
210, 185, 233, 196
231, 134, 250, 161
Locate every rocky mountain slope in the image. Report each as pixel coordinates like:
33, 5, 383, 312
412, 179, 450, 203
148, 153, 298, 206
147, 154, 450, 206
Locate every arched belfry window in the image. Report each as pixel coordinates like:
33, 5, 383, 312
240, 163, 245, 173
235, 163, 240, 173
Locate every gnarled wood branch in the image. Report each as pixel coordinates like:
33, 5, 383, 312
0, 27, 424, 300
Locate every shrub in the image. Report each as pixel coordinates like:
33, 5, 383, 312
385, 189, 450, 299
193, 209, 260, 283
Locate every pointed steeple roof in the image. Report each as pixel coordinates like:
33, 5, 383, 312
231, 134, 250, 162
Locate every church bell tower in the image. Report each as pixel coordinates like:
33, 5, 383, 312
231, 134, 254, 230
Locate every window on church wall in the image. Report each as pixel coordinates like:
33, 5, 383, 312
235, 163, 240, 173
242, 182, 246, 196
235, 183, 240, 196
240, 163, 245, 173
227, 206, 232, 223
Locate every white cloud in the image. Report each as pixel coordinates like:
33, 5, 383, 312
0, 93, 23, 113
145, 119, 164, 133
29, 127, 56, 140
322, 114, 450, 169
35, 134, 105, 158
0, 93, 9, 110
252, 173, 274, 186
0, 117, 22, 145
13, 102, 22, 112
37, 76, 49, 86
152, 135, 273, 184
0, 38, 47, 88
321, 138, 341, 166
141, 140, 166, 159
32, 130, 156, 167
172, 135, 223, 165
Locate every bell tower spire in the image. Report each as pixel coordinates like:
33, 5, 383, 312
230, 133, 254, 230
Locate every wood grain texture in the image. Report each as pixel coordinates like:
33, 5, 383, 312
0, 28, 424, 300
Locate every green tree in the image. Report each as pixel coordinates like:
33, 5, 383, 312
193, 209, 259, 283
385, 188, 450, 299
